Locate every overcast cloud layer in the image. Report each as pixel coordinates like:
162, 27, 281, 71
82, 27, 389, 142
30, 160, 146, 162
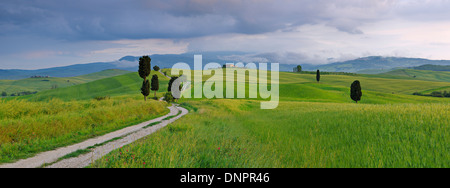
2, 0, 450, 69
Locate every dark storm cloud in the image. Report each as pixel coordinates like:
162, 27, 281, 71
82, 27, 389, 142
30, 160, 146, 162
0, 0, 397, 41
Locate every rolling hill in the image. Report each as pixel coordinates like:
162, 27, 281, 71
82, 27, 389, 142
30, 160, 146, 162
19, 70, 169, 101
302, 56, 450, 73
2, 67, 450, 167
374, 69, 450, 82
411, 64, 450, 71
0, 69, 131, 96
4, 53, 450, 80
0, 52, 247, 80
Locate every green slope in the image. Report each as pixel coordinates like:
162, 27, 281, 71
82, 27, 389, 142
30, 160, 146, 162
178, 71, 450, 104
12, 69, 450, 104
375, 69, 450, 82
0, 69, 131, 96
283, 72, 450, 95
91, 99, 450, 168
20, 71, 169, 101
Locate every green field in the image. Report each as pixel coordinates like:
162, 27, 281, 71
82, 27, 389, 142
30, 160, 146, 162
1, 68, 449, 167
0, 98, 168, 163
0, 70, 170, 163
90, 100, 449, 168
89, 69, 448, 168
374, 69, 450, 83
0, 69, 131, 96
18, 70, 170, 101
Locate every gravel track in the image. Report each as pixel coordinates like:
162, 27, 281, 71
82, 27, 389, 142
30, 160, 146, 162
0, 104, 188, 168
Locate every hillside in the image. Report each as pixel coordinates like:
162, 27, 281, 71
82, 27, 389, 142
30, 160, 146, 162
0, 63, 118, 80
0, 69, 131, 96
5, 54, 450, 80
20, 71, 169, 101
279, 72, 450, 103
2, 67, 450, 167
0, 52, 247, 80
302, 56, 450, 73
412, 64, 450, 71
375, 69, 450, 82
89, 70, 449, 168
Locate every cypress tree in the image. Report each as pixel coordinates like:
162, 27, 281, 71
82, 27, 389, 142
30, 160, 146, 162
138, 56, 151, 101
351, 80, 362, 103
141, 79, 150, 101
316, 70, 321, 83
151, 74, 159, 98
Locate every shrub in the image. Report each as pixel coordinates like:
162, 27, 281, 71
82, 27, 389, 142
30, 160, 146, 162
163, 92, 175, 103
431, 91, 444, 97
444, 91, 450, 97
94, 96, 110, 101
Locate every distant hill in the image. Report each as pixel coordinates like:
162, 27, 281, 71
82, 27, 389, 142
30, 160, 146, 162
4, 54, 450, 80
301, 56, 450, 73
411, 64, 450, 71
0, 63, 117, 80
0, 52, 250, 80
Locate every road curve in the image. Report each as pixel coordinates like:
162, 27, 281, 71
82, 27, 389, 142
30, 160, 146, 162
0, 105, 188, 168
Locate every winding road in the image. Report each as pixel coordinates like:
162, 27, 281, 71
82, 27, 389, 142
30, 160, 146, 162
0, 104, 188, 168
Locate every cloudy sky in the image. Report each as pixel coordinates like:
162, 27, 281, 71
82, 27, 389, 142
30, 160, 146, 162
2, 0, 450, 69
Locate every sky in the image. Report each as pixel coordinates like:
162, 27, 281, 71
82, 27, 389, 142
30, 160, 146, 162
2, 0, 450, 69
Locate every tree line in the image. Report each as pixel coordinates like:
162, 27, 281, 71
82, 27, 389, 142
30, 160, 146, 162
1, 91, 38, 97
137, 55, 179, 103
413, 91, 450, 98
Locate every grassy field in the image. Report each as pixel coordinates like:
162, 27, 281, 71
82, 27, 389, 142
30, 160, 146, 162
0, 69, 131, 96
0, 70, 170, 163
18, 71, 170, 101
90, 100, 449, 168
0, 97, 168, 163
283, 72, 450, 95
1, 67, 449, 167
88, 69, 449, 168
374, 69, 450, 82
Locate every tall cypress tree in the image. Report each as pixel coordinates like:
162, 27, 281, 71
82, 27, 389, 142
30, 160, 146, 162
138, 56, 151, 101
316, 70, 321, 83
151, 74, 159, 99
141, 79, 150, 100
351, 80, 362, 103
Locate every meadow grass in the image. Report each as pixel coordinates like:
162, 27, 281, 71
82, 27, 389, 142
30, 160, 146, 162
89, 100, 450, 168
2, 68, 449, 167
0, 97, 168, 163
374, 69, 450, 82
17, 71, 169, 102
0, 69, 131, 95
283, 72, 450, 95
